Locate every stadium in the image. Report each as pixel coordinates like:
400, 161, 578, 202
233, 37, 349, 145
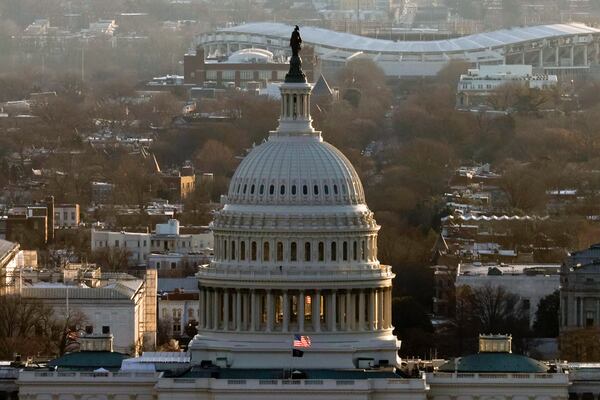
195, 22, 600, 80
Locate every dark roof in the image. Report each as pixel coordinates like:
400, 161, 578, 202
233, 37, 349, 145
48, 351, 129, 370
438, 353, 547, 373
312, 75, 333, 97
169, 367, 402, 380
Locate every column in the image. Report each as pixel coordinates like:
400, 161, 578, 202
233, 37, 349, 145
298, 291, 305, 332
339, 291, 346, 330
345, 290, 352, 331
198, 288, 205, 330
584, 45, 589, 66
243, 291, 250, 330
266, 290, 274, 332
205, 289, 212, 330
358, 290, 366, 331
377, 289, 384, 330
313, 290, 321, 332
555, 46, 560, 66
283, 290, 290, 332
223, 289, 230, 331
385, 287, 393, 329
212, 289, 219, 330
368, 289, 375, 330
236, 289, 242, 331
330, 290, 337, 332
539, 48, 543, 67
250, 289, 257, 331
570, 46, 575, 67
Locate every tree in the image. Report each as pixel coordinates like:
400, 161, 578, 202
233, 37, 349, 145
392, 296, 434, 357
533, 290, 559, 337
0, 295, 56, 358
469, 283, 529, 334
90, 246, 132, 272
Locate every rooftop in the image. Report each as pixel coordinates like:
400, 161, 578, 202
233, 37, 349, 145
48, 351, 129, 370
219, 22, 600, 54
438, 353, 548, 373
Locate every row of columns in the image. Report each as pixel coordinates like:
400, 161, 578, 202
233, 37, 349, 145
215, 236, 378, 264
198, 287, 393, 333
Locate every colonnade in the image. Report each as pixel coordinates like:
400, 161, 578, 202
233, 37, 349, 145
198, 287, 393, 333
214, 236, 378, 265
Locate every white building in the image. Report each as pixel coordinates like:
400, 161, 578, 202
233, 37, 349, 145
91, 229, 150, 265
0, 239, 37, 292
456, 64, 558, 109
19, 268, 157, 354
53, 203, 80, 228
188, 54, 399, 371
427, 335, 569, 400
91, 220, 213, 268
456, 262, 561, 326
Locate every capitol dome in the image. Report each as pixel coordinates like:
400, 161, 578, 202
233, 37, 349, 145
190, 48, 399, 371
227, 137, 365, 205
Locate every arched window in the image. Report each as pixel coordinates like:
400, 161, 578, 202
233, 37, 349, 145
269, 185, 275, 195
313, 185, 319, 195
280, 185, 285, 195
333, 184, 338, 195
251, 241, 257, 261
302, 185, 308, 195
292, 185, 297, 195
263, 242, 270, 261
361, 240, 366, 261
243, 184, 247, 194
277, 242, 283, 261
224, 240, 228, 260
291, 242, 297, 261
260, 184, 264, 195
240, 241, 246, 261
318, 242, 324, 261
353, 241, 357, 261
231, 240, 236, 260
324, 185, 329, 195
237, 184, 241, 193
304, 242, 311, 262
331, 242, 337, 261
343, 241, 348, 261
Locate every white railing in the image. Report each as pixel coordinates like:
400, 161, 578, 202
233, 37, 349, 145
197, 264, 392, 280
29, 371, 158, 379
429, 372, 565, 380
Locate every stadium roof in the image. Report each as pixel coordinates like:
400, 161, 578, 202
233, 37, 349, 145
220, 22, 600, 54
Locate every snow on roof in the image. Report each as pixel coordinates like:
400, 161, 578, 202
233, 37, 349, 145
220, 22, 600, 54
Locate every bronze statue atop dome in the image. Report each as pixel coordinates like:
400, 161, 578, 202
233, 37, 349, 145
290, 25, 302, 57
285, 25, 306, 83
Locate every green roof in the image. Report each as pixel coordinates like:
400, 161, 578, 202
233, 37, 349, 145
438, 353, 547, 373
48, 351, 129, 370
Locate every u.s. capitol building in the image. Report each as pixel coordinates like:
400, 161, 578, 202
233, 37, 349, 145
16, 29, 569, 400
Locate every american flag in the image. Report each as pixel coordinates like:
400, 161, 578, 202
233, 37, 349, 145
293, 334, 311, 348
